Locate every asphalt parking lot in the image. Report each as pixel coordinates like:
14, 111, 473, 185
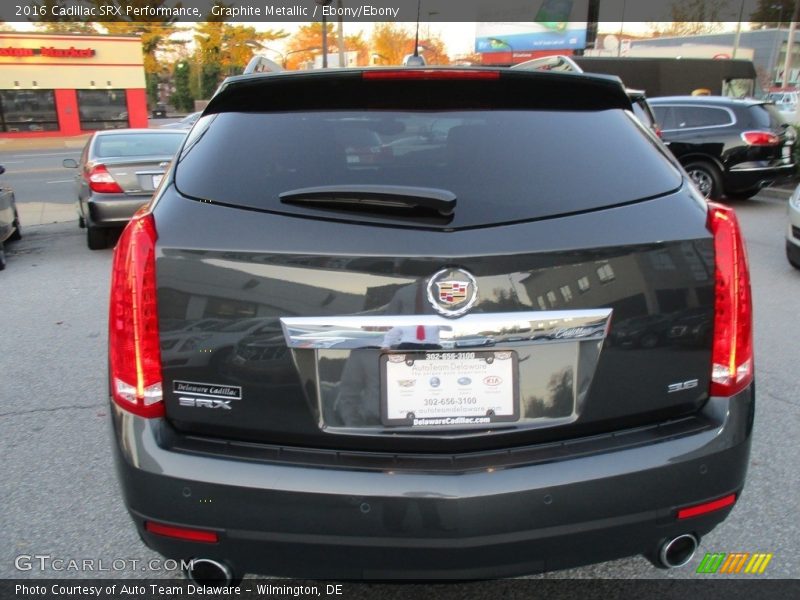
0, 146, 798, 581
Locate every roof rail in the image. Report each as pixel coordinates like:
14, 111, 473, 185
243, 55, 284, 75
511, 55, 584, 73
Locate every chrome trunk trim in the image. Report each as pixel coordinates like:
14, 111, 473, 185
281, 310, 612, 350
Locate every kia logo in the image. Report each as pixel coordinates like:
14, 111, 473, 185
483, 376, 502, 386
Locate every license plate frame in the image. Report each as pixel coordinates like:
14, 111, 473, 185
380, 350, 519, 427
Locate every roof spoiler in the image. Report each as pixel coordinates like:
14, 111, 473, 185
511, 55, 584, 74
243, 54, 284, 75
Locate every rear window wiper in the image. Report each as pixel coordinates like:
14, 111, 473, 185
279, 185, 457, 217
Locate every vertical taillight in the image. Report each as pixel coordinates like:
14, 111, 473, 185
86, 164, 124, 194
707, 203, 753, 397
109, 211, 164, 418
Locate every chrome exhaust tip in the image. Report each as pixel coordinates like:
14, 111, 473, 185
184, 558, 233, 585
659, 534, 699, 569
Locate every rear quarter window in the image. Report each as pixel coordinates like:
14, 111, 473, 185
668, 106, 733, 130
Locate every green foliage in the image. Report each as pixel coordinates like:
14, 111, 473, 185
145, 72, 159, 107
170, 61, 194, 113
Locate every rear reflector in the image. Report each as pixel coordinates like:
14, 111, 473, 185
707, 203, 753, 397
109, 209, 164, 418
741, 131, 780, 146
677, 493, 737, 519
86, 164, 124, 194
145, 521, 218, 543
363, 70, 500, 80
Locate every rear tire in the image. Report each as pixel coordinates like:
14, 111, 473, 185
788, 241, 800, 270
87, 226, 108, 250
684, 161, 723, 200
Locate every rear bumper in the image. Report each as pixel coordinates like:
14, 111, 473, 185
111, 389, 754, 579
86, 195, 149, 227
725, 163, 795, 192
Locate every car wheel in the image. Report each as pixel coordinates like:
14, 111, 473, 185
0, 242, 6, 271
787, 241, 800, 270
87, 226, 108, 250
684, 161, 722, 200
9, 208, 22, 241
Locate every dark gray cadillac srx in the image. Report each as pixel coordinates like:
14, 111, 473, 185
108, 67, 754, 582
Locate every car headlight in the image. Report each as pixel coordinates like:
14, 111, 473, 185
790, 185, 800, 211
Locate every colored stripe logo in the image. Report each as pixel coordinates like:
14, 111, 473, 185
696, 552, 773, 574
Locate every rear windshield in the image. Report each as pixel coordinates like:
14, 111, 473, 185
93, 132, 186, 159
174, 109, 681, 228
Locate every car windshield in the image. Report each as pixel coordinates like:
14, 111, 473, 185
93, 132, 186, 159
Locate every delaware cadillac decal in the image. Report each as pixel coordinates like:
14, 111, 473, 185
174, 380, 241, 410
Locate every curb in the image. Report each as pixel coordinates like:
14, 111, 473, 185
0, 135, 90, 152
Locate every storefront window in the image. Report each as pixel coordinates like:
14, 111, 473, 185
77, 89, 129, 130
0, 90, 59, 132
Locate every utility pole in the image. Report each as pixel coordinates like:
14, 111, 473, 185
337, 0, 345, 67
316, 0, 333, 68
783, 1, 800, 88
732, 0, 745, 58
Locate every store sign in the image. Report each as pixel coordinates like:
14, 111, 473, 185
0, 46, 96, 58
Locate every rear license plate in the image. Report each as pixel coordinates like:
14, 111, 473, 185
152, 174, 164, 188
783, 146, 791, 159
381, 351, 518, 427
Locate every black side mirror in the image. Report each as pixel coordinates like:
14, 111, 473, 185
62, 158, 78, 168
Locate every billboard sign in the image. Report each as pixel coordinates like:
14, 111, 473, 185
476, 0, 588, 52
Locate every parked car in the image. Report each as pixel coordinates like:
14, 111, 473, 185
649, 95, 796, 199
151, 104, 168, 118
108, 67, 754, 582
766, 90, 798, 124
0, 165, 22, 270
62, 129, 187, 249
787, 183, 800, 269
159, 111, 201, 130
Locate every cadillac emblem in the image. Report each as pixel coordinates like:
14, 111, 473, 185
426, 268, 478, 317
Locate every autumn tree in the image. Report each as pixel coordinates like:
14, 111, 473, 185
418, 34, 450, 65
283, 22, 367, 69
370, 23, 414, 65
194, 20, 287, 97
283, 22, 332, 69
750, 0, 796, 28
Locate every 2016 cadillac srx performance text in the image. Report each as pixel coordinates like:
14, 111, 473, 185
108, 67, 754, 582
